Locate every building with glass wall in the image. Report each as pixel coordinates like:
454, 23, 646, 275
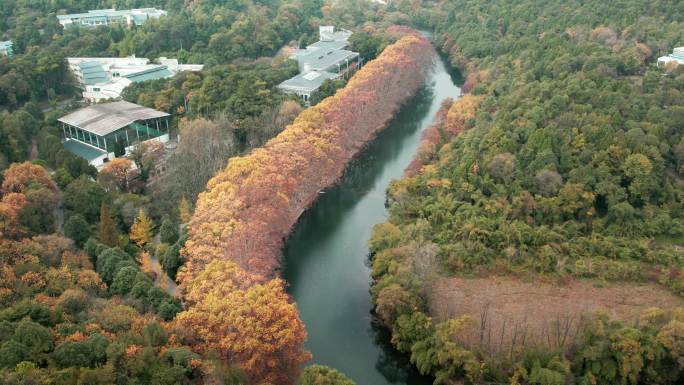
58, 101, 170, 167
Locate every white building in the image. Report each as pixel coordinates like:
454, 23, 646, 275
57, 8, 166, 28
67, 56, 203, 102
278, 26, 360, 105
658, 47, 684, 67
0, 41, 13, 57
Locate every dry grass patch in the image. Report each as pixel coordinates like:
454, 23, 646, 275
430, 276, 684, 356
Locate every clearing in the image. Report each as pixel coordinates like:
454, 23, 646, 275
430, 276, 684, 356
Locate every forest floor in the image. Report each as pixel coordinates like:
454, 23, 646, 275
148, 254, 179, 297
430, 276, 684, 355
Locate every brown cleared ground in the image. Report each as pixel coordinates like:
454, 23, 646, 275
430, 276, 684, 355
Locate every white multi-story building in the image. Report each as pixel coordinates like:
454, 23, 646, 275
67, 56, 203, 102
57, 8, 166, 28
278, 26, 360, 105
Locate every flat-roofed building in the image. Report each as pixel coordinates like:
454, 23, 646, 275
57, 8, 166, 28
0, 41, 13, 57
279, 26, 360, 105
318, 25, 352, 42
67, 56, 203, 102
658, 47, 684, 67
277, 71, 341, 104
297, 48, 359, 74
58, 101, 170, 167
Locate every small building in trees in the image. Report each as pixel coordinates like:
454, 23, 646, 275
278, 26, 361, 105
57, 8, 167, 28
58, 101, 170, 168
67, 57, 203, 102
0, 41, 13, 57
658, 47, 684, 67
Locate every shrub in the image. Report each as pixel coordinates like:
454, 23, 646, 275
298, 364, 356, 385
63, 214, 91, 247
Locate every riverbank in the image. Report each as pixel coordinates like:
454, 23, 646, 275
283, 50, 463, 385
173, 28, 437, 384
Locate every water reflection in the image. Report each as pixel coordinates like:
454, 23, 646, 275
283, 53, 462, 385
371, 319, 432, 384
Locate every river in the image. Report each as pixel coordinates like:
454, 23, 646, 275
282, 52, 462, 385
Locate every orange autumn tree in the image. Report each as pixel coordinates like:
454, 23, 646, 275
0, 193, 29, 238
1, 162, 58, 194
175, 278, 310, 385
182, 260, 263, 304
98, 158, 134, 192
0, 163, 57, 239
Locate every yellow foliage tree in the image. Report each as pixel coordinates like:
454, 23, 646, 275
175, 278, 310, 385
130, 209, 153, 247
179, 197, 192, 224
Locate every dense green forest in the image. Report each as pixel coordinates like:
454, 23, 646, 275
371, 0, 684, 384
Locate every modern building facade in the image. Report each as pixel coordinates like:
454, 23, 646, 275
0, 41, 13, 57
67, 56, 203, 102
58, 101, 170, 167
57, 8, 166, 28
278, 26, 360, 105
658, 47, 684, 67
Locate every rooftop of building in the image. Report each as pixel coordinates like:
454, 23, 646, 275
299, 49, 358, 71
122, 65, 174, 82
58, 101, 169, 136
68, 57, 202, 78
0, 41, 12, 49
78, 61, 108, 85
319, 26, 352, 42
308, 39, 349, 51
278, 70, 340, 92
659, 55, 684, 65
57, 8, 166, 21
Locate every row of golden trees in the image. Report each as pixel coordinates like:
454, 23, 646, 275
173, 29, 436, 384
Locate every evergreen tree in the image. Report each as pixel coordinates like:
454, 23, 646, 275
159, 216, 178, 244
98, 204, 119, 247
63, 214, 90, 247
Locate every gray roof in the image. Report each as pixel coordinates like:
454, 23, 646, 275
299, 49, 359, 72
308, 40, 349, 51
320, 29, 352, 42
58, 101, 169, 136
79, 61, 108, 85
277, 71, 340, 93
124, 65, 173, 82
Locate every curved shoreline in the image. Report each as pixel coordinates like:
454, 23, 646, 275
173, 28, 437, 384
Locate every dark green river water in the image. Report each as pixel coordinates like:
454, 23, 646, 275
282, 53, 462, 385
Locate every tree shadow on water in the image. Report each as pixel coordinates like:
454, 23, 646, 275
371, 318, 434, 385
